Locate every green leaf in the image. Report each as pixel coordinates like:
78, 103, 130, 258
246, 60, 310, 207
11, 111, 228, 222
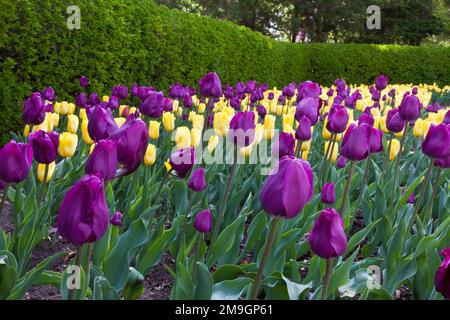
103, 219, 149, 291
347, 219, 381, 253
123, 267, 145, 300
281, 275, 312, 300
93, 276, 120, 300
0, 251, 18, 299
211, 277, 252, 300
194, 262, 213, 300
328, 250, 359, 296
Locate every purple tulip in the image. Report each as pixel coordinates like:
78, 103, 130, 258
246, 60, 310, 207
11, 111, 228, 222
386, 108, 406, 133
299, 81, 321, 98
169, 83, 186, 99
199, 72, 222, 98
76, 93, 87, 107
110, 211, 123, 226
183, 94, 193, 108
117, 86, 128, 100
422, 124, 450, 159
0, 180, 4, 190
435, 248, 450, 299
326, 107, 348, 134
28, 131, 59, 164
169, 147, 195, 178
229, 97, 240, 111
137, 86, 148, 100
278, 95, 286, 106
435, 154, 450, 169
0, 141, 33, 184
369, 127, 384, 154
295, 116, 312, 141
412, 87, 418, 95
359, 112, 375, 127
22, 93, 45, 125
295, 97, 320, 125
268, 92, 275, 100
327, 88, 334, 97
89, 92, 100, 105
163, 98, 173, 112
256, 104, 267, 119
259, 157, 314, 219
235, 82, 246, 95
224, 85, 234, 100
88, 106, 118, 142
108, 95, 119, 110
245, 80, 258, 94
336, 155, 347, 169
194, 209, 212, 233
321, 183, 335, 204
340, 124, 371, 161
375, 75, 388, 91
80, 76, 89, 88
131, 83, 139, 97
308, 208, 347, 259
188, 168, 207, 192
85, 139, 118, 181
282, 83, 296, 98
109, 114, 148, 175
427, 102, 441, 113
403, 190, 415, 204
42, 87, 55, 101
443, 110, 450, 125
228, 112, 256, 147
140, 91, 165, 118
399, 95, 421, 121
272, 132, 295, 159
57, 175, 108, 245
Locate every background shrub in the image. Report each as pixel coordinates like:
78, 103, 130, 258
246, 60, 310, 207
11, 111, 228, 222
0, 0, 449, 143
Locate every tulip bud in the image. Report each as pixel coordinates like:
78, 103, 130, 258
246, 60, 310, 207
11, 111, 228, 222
272, 132, 295, 159
308, 208, 348, 259
191, 128, 202, 148
390, 139, 401, 161
169, 147, 195, 178
87, 106, 119, 142
399, 95, 421, 121
413, 118, 426, 137
435, 248, 450, 299
140, 91, 165, 118
67, 114, 79, 134
443, 110, 450, 125
369, 128, 383, 154
321, 183, 335, 204
148, 121, 161, 140
336, 155, 347, 169
0, 141, 33, 184
110, 211, 123, 226
144, 144, 157, 166
259, 157, 314, 219
80, 76, 89, 88
110, 115, 149, 175
263, 115, 276, 140
81, 120, 94, 145
162, 112, 175, 132
86, 139, 118, 180
386, 108, 405, 133
295, 116, 312, 141
199, 72, 222, 98
194, 209, 212, 233
295, 97, 320, 125
422, 124, 450, 159
207, 135, 220, 154
375, 75, 388, 91
340, 124, 370, 161
29, 130, 59, 164
326, 107, 348, 134
37, 162, 56, 183
175, 126, 192, 150
188, 168, 207, 192
57, 175, 108, 245
228, 111, 256, 147
22, 92, 45, 125
58, 132, 78, 158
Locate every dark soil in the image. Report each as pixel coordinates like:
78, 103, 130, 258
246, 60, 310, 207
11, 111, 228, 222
138, 253, 175, 300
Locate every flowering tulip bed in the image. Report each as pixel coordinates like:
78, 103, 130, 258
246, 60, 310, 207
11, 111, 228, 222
0, 72, 449, 301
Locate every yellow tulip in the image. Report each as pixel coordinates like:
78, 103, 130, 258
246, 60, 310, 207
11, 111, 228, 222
115, 117, 126, 127
53, 102, 61, 114
52, 113, 60, 127
58, 102, 71, 115
394, 130, 403, 138
355, 99, 364, 111
148, 121, 161, 140
103, 95, 110, 102
413, 119, 426, 137
119, 105, 128, 117
129, 107, 137, 115
371, 108, 381, 118
379, 117, 389, 133
263, 115, 276, 140
89, 143, 96, 155
300, 139, 311, 152
32, 113, 53, 133
144, 144, 157, 166
162, 112, 175, 132
165, 159, 172, 172
79, 108, 87, 122
67, 114, 79, 134
301, 149, 309, 161
214, 112, 230, 137
23, 125, 30, 138
191, 114, 204, 130
207, 135, 220, 154
81, 120, 94, 145
423, 120, 433, 137
191, 128, 202, 147
283, 113, 295, 131
37, 162, 56, 183
322, 118, 332, 140
177, 107, 183, 117
175, 126, 191, 149
254, 123, 264, 145
390, 139, 401, 161
58, 132, 78, 158
324, 141, 339, 163
198, 103, 206, 114
172, 100, 179, 111
239, 144, 253, 158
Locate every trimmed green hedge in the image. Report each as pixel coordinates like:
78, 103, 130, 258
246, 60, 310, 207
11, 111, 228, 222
1, 0, 449, 143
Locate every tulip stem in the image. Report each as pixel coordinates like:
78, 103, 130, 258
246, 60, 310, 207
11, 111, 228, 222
294, 141, 302, 158
321, 258, 333, 300
319, 134, 336, 188
251, 217, 280, 300
382, 137, 392, 182
393, 125, 409, 186
154, 169, 172, 207
340, 161, 356, 219
38, 164, 49, 205
68, 245, 84, 300
210, 160, 238, 247
408, 159, 434, 234
357, 154, 372, 208
0, 184, 9, 225
423, 168, 441, 224
322, 134, 338, 186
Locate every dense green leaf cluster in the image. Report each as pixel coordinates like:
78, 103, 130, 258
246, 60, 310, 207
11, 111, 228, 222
1, 0, 449, 143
